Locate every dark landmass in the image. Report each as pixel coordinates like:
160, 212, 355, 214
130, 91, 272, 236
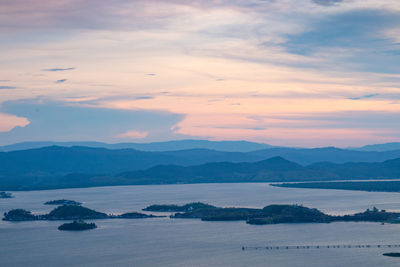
58, 220, 97, 231
44, 199, 82, 205
150, 202, 400, 225
3, 145, 400, 190
46, 205, 108, 220
273, 181, 400, 193
383, 252, 400, 257
143, 202, 216, 212
3, 205, 157, 221
116, 212, 160, 219
3, 155, 400, 190
0, 191, 13, 198
3, 209, 37, 221
4, 202, 400, 226
2, 144, 400, 190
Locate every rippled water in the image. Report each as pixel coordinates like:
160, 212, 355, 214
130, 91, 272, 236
1, 183, 400, 266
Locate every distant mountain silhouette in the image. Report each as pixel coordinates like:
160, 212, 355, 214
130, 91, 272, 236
247, 147, 400, 164
2, 145, 400, 190
0, 140, 273, 152
2, 155, 400, 190
349, 142, 400, 152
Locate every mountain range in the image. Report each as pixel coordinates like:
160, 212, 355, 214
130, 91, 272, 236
1, 145, 400, 190
0, 140, 273, 153
2, 155, 400, 191
2, 140, 400, 152
2, 146, 400, 177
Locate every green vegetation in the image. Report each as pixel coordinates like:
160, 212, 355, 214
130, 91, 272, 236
58, 220, 97, 231
0, 192, 13, 198
44, 199, 82, 205
273, 181, 400, 193
143, 202, 216, 212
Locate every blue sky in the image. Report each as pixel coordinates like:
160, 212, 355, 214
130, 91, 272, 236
0, 0, 399, 147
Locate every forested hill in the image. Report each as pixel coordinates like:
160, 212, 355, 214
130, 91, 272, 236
2, 145, 400, 176
1, 153, 400, 190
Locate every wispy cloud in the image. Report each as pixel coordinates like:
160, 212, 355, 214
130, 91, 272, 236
135, 96, 153, 100
348, 94, 380, 100
0, 86, 16, 89
42, 67, 75, 72
55, 79, 68, 84
312, 0, 342, 6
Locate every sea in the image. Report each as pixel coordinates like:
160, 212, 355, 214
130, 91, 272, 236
1, 183, 400, 267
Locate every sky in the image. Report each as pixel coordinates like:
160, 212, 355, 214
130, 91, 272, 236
0, 0, 400, 147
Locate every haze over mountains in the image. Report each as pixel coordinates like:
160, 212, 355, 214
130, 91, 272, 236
2, 153, 400, 190
0, 140, 400, 190
0, 140, 274, 153
2, 140, 400, 153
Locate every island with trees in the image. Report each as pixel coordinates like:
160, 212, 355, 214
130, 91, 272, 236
44, 199, 82, 206
0, 192, 13, 198
3, 204, 159, 221
144, 202, 400, 225
5, 201, 400, 227
383, 253, 400, 257
58, 220, 97, 231
143, 202, 216, 212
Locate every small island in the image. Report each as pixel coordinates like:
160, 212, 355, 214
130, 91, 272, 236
58, 220, 97, 231
143, 202, 216, 212
3, 209, 37, 221
383, 252, 400, 257
44, 199, 81, 206
146, 202, 400, 225
116, 212, 160, 219
0, 192, 13, 198
3, 205, 159, 221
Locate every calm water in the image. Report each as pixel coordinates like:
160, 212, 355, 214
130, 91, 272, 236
1, 183, 400, 266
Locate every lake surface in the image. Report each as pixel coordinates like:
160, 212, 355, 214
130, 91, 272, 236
2, 183, 400, 266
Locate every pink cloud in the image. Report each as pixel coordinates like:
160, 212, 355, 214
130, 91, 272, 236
116, 130, 148, 139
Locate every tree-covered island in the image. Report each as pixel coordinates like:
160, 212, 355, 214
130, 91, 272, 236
0, 192, 13, 198
144, 203, 400, 225
3, 204, 159, 221
58, 220, 97, 231
44, 199, 82, 206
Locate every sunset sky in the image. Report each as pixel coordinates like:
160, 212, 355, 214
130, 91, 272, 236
1, 0, 400, 147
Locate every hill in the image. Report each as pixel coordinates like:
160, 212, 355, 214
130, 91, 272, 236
350, 142, 400, 152
2, 145, 400, 178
